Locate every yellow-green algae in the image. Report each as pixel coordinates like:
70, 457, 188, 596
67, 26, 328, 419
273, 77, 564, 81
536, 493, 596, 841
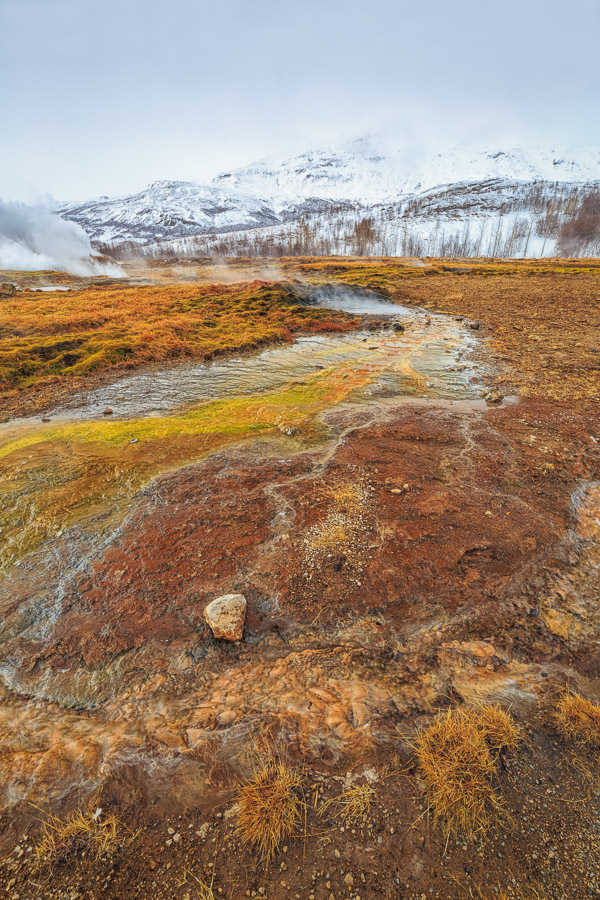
0, 365, 359, 458
0, 363, 378, 571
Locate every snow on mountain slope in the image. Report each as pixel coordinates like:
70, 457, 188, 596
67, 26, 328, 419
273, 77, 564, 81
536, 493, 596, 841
136, 176, 600, 261
60, 180, 282, 244
58, 135, 600, 250
212, 134, 600, 205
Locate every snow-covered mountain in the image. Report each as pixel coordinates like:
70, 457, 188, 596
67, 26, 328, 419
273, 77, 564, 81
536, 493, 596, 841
58, 135, 600, 254
60, 180, 282, 244
60, 179, 353, 246
212, 135, 600, 205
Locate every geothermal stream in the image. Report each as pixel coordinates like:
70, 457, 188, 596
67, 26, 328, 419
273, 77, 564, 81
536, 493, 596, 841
1, 289, 480, 428
0, 286, 497, 810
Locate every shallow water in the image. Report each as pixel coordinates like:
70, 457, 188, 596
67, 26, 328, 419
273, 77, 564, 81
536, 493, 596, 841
27, 285, 71, 291
4, 302, 479, 429
0, 292, 483, 576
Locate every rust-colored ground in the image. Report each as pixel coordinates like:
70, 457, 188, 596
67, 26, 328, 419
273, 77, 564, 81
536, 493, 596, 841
0, 258, 599, 899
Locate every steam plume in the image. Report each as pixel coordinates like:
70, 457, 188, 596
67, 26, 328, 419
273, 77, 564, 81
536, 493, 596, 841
0, 200, 122, 276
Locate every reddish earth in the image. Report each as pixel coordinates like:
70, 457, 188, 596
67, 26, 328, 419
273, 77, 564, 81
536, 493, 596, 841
0, 259, 599, 898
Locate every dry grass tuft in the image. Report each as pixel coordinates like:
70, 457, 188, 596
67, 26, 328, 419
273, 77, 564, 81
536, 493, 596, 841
235, 760, 304, 863
552, 690, 600, 748
326, 480, 365, 510
195, 882, 215, 900
337, 783, 375, 823
320, 782, 375, 825
195, 879, 215, 900
34, 806, 124, 867
177, 867, 215, 899
414, 707, 507, 839
451, 872, 548, 899
476, 703, 521, 751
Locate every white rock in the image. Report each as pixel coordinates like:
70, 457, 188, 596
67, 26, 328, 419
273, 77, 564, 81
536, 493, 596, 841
203, 593, 247, 641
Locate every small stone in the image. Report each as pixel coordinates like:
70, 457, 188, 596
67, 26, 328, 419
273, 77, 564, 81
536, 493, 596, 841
172, 833, 181, 843
103, 408, 113, 416
484, 389, 503, 404
216, 709, 237, 726
204, 593, 247, 641
167, 827, 175, 834
344, 873, 354, 885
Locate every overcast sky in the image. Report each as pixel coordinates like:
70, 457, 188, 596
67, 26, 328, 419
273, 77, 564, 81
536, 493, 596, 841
1, 0, 599, 202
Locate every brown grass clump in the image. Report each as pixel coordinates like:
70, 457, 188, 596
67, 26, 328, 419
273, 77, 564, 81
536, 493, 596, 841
235, 760, 304, 863
552, 690, 600, 748
34, 806, 124, 867
414, 707, 505, 839
476, 703, 521, 751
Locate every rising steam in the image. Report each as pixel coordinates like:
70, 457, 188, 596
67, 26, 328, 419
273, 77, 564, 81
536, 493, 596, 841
0, 200, 123, 276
